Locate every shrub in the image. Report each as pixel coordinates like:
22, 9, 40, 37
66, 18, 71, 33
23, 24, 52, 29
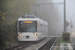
62, 32, 70, 41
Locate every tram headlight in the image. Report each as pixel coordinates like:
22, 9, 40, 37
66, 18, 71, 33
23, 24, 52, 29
34, 34, 37, 36
18, 34, 22, 37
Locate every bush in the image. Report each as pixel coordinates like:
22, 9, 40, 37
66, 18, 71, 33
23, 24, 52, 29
0, 13, 5, 50
62, 32, 70, 41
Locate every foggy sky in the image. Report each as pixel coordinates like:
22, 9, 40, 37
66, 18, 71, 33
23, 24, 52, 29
30, 0, 63, 37
30, 0, 75, 37
52, 0, 75, 33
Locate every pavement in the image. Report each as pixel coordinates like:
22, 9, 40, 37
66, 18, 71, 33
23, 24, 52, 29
70, 33, 75, 43
24, 38, 51, 50
60, 43, 74, 50
53, 43, 75, 50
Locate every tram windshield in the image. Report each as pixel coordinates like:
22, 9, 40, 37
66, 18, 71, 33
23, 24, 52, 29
19, 21, 37, 32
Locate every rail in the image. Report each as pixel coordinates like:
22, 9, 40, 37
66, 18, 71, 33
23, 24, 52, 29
50, 37, 58, 50
4, 42, 32, 50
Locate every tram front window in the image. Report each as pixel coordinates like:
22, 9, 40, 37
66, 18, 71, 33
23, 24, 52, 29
19, 21, 37, 32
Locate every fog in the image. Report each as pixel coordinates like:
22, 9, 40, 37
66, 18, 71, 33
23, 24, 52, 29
30, 0, 64, 37
53, 0, 75, 33
30, 0, 75, 37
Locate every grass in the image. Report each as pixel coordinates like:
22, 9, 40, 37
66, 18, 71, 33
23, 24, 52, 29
56, 47, 60, 50
5, 40, 17, 47
56, 37, 70, 50
59, 37, 70, 43
5, 41, 11, 47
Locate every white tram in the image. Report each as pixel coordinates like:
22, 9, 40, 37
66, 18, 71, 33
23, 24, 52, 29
17, 15, 48, 41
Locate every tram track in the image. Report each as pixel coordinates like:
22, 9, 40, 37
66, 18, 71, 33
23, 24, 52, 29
38, 37, 58, 50
5, 37, 59, 50
23, 38, 51, 50
5, 42, 33, 50
16, 42, 33, 50
5, 38, 46, 50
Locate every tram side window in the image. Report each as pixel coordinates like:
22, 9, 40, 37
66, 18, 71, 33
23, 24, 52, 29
41, 24, 42, 26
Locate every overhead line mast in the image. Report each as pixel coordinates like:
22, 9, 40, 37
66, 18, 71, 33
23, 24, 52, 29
33, 0, 66, 32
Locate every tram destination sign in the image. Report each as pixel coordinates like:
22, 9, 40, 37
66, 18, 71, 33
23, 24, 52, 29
23, 21, 32, 23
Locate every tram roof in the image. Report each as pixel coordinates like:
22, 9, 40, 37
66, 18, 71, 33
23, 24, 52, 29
18, 15, 47, 23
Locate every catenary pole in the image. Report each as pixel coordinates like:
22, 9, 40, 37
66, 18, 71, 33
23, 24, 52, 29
64, 0, 66, 32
